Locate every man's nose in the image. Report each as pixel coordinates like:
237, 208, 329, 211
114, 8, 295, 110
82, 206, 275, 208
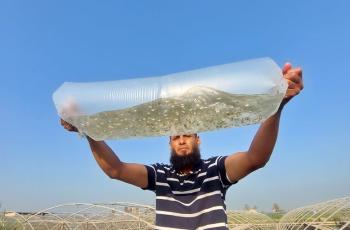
179, 135, 186, 144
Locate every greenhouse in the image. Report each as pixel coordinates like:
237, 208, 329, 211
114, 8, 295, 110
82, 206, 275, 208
227, 210, 276, 229
279, 197, 350, 230
0, 203, 155, 230
1, 197, 349, 229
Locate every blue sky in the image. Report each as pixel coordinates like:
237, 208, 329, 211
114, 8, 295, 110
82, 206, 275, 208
0, 0, 349, 212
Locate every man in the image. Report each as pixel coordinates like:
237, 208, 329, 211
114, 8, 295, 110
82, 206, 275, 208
61, 63, 303, 229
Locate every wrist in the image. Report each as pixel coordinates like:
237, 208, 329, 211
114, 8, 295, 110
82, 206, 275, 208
278, 98, 289, 113
277, 104, 285, 113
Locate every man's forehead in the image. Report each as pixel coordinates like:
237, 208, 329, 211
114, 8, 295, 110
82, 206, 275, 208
169, 133, 198, 139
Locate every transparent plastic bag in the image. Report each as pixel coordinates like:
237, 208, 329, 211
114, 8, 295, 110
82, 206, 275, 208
53, 57, 287, 140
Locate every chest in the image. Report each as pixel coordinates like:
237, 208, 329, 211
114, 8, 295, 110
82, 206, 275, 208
155, 166, 223, 197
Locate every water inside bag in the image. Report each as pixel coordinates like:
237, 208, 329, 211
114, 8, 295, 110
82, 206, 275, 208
64, 86, 285, 140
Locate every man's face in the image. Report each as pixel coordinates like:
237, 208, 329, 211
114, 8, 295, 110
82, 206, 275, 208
170, 134, 200, 156
169, 134, 201, 171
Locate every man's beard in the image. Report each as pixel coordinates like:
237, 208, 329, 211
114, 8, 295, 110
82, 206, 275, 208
170, 145, 201, 172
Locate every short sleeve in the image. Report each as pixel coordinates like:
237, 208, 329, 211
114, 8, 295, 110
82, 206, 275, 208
217, 156, 238, 188
141, 165, 156, 191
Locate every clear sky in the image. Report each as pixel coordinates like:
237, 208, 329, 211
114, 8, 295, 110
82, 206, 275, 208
0, 0, 349, 213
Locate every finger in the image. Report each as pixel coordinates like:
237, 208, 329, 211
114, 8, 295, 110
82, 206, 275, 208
291, 67, 302, 79
64, 125, 77, 132
284, 88, 301, 98
67, 127, 76, 132
285, 76, 301, 85
286, 79, 297, 89
61, 118, 73, 127
284, 69, 303, 84
290, 67, 302, 76
283, 63, 292, 74
61, 118, 70, 126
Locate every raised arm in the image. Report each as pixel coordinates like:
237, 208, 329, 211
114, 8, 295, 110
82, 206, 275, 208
61, 119, 149, 189
225, 63, 304, 182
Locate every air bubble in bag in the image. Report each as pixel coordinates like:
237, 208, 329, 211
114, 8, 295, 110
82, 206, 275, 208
53, 57, 288, 140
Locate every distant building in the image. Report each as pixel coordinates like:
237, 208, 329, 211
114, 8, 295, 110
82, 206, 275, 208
4, 212, 16, 217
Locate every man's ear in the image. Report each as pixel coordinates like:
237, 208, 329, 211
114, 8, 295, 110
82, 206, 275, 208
196, 136, 201, 145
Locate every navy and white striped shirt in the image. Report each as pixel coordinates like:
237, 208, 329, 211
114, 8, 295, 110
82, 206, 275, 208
144, 156, 237, 230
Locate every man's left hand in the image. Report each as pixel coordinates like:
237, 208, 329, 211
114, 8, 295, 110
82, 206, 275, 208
280, 63, 304, 108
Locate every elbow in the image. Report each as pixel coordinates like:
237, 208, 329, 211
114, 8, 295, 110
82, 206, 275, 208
248, 152, 271, 171
106, 169, 120, 180
104, 162, 125, 180
252, 161, 268, 170
250, 163, 266, 172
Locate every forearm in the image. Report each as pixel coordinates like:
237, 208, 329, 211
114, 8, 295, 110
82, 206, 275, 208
87, 136, 123, 178
247, 108, 283, 167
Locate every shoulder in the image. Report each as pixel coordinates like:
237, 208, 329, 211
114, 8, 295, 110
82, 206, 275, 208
202, 156, 219, 163
198, 156, 227, 175
203, 155, 227, 166
151, 162, 173, 174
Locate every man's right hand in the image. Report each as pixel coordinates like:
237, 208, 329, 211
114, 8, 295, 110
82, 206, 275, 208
60, 118, 78, 132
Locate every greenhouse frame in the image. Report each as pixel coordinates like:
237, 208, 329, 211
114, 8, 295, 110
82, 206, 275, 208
1, 197, 349, 229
